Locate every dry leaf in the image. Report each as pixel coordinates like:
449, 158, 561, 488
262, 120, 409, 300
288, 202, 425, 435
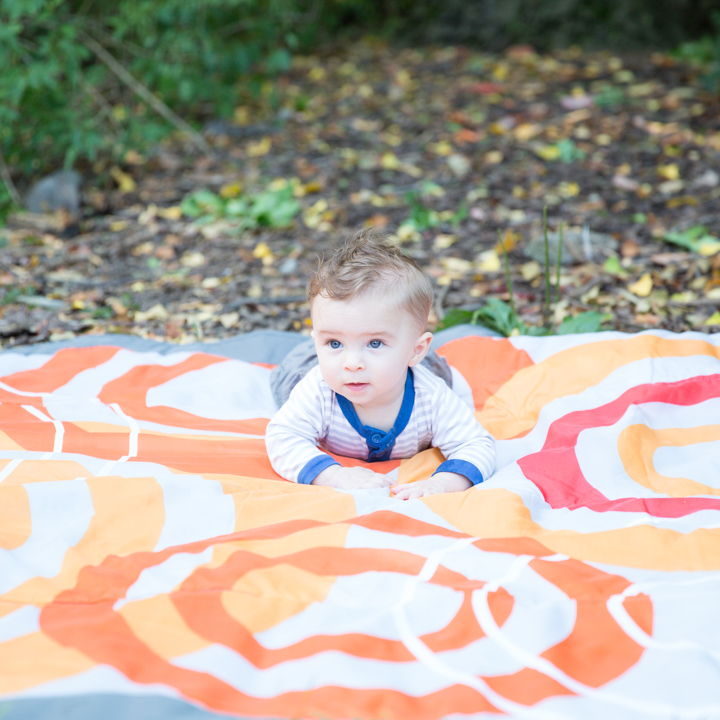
628, 273, 653, 297
247, 137, 272, 157
134, 304, 169, 322
110, 167, 136, 193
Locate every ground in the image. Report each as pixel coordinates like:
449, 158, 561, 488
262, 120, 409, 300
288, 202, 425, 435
3, 39, 720, 347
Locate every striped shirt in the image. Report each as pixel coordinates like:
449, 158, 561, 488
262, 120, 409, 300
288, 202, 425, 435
265, 363, 496, 485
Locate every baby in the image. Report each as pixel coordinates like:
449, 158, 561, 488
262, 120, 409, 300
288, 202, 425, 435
265, 229, 496, 499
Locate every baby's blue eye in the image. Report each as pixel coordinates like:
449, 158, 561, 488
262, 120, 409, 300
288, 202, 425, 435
368, 339, 383, 349
328, 340, 342, 349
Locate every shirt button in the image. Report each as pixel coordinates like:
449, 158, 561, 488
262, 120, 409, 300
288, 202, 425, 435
371, 434, 382, 443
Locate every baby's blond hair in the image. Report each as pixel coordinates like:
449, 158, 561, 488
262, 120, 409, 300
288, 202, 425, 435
308, 229, 433, 332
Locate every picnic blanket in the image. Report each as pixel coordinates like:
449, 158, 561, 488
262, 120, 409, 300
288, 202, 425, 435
1, 327, 719, 720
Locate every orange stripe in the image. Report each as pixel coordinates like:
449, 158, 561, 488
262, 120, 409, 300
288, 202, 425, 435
437, 336, 534, 409
618, 424, 720, 498
478, 334, 720, 439
0, 346, 119, 393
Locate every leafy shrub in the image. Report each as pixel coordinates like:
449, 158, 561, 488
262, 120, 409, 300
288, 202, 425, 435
0, 0, 321, 214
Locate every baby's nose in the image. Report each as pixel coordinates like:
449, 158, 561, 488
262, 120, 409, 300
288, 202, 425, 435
343, 350, 365, 370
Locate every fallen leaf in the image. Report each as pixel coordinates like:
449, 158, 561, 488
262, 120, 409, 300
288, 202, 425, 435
628, 273, 653, 297
447, 153, 471, 177
247, 137, 272, 157
535, 144, 561, 161
477, 249, 501, 273
180, 251, 206, 268
252, 241, 275, 265
110, 167, 136, 193
134, 304, 169, 322
657, 163, 680, 180
433, 234, 456, 250
705, 311, 720, 326
220, 182, 243, 198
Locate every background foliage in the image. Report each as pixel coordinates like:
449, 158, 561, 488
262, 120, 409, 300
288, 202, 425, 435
1, 0, 718, 214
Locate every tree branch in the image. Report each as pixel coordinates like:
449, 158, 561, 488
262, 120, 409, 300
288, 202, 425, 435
80, 33, 213, 155
0, 145, 21, 206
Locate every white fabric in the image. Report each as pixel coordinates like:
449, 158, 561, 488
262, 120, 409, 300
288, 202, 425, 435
265, 364, 496, 483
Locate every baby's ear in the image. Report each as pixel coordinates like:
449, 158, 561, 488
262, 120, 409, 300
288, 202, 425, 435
409, 331, 433, 366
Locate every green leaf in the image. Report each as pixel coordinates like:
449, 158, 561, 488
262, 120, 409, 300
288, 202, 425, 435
556, 312, 608, 335
436, 308, 474, 330
664, 226, 720, 256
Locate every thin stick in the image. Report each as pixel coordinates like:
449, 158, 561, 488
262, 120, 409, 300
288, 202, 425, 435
499, 229, 516, 316
555, 221, 563, 305
542, 206, 550, 327
80, 33, 212, 154
0, 145, 21, 206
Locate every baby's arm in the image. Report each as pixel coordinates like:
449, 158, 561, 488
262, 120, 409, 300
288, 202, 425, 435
266, 370, 391, 488
391, 379, 495, 499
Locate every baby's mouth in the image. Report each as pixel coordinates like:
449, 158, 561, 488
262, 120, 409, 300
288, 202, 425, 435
345, 382, 369, 391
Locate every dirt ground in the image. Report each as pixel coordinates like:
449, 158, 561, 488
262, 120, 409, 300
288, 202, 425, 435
3, 39, 720, 347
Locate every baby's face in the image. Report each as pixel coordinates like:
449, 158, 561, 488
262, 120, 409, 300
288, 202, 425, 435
311, 293, 431, 412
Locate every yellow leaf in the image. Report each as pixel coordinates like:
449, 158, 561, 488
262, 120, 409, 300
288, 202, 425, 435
247, 137, 272, 157
558, 181, 580, 198
477, 249, 501, 273
180, 251, 206, 268
220, 182, 243, 198
514, 123, 542, 142
134, 304, 169, 323
72, 299, 85, 310
429, 141, 453, 156
535, 145, 561, 161
110, 166, 136, 193
381, 152, 401, 170
252, 242, 274, 262
308, 66, 326, 81
628, 273, 653, 297
698, 240, 720, 257
495, 228, 521, 253
433, 234, 456, 250
705, 311, 720, 326
157, 206, 183, 220
396, 223, 420, 243
521, 261, 542, 281
484, 151, 504, 164
657, 163, 680, 181
441, 257, 473, 273
109, 220, 128, 232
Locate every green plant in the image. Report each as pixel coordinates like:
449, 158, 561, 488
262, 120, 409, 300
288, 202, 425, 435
594, 85, 625, 109
556, 138, 586, 164
439, 209, 609, 337
0, 0, 325, 216
664, 225, 720, 256
181, 183, 301, 230
673, 12, 720, 91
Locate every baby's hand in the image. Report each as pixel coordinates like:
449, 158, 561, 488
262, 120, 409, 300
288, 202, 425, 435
390, 471, 472, 500
312, 464, 392, 489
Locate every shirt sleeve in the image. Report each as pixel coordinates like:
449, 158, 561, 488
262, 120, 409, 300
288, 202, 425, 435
265, 368, 340, 484
430, 382, 496, 485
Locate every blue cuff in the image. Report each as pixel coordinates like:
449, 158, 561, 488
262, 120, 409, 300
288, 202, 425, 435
433, 459, 484, 486
298, 455, 341, 485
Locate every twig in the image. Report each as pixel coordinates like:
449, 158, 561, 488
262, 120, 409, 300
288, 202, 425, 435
554, 222, 563, 305
542, 205, 551, 327
79, 33, 212, 155
499, 229, 516, 316
0, 145, 21, 206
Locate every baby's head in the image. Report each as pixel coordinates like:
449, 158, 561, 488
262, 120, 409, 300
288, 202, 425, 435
308, 229, 433, 333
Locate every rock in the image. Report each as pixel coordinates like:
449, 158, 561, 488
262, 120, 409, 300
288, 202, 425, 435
25, 170, 82, 215
525, 229, 619, 265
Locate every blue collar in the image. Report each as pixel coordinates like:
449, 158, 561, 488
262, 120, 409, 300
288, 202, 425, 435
336, 369, 415, 462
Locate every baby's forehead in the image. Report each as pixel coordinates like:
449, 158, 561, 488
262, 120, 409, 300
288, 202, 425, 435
311, 289, 410, 317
